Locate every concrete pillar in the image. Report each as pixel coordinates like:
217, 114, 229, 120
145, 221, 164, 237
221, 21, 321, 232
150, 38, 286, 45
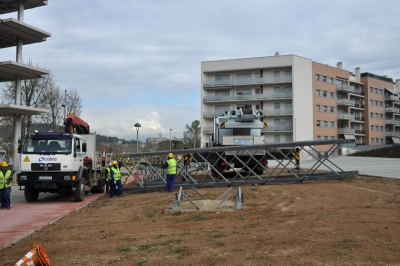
395, 79, 400, 92
355, 67, 361, 83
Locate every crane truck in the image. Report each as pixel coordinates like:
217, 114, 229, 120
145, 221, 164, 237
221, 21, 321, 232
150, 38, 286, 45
17, 114, 111, 202
196, 108, 268, 175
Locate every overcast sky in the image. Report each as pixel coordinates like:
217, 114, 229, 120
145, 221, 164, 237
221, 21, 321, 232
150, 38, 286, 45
1, 0, 399, 141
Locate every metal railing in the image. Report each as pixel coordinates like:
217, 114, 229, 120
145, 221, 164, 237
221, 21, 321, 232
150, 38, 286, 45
203, 93, 292, 102
203, 76, 292, 87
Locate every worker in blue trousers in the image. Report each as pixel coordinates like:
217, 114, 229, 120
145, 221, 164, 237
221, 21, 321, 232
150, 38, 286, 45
163, 153, 177, 192
109, 161, 124, 197
0, 161, 13, 210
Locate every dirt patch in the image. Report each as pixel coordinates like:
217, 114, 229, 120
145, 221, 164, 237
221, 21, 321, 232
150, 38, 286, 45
1, 175, 400, 266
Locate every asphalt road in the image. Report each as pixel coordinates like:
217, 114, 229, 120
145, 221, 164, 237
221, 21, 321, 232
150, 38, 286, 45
10, 166, 133, 206
271, 156, 399, 179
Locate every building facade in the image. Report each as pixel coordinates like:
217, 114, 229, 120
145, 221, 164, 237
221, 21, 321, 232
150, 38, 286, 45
201, 53, 400, 148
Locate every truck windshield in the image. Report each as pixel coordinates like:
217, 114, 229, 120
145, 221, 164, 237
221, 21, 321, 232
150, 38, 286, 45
22, 138, 72, 155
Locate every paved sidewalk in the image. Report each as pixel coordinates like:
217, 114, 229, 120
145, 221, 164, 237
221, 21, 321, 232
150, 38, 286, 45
0, 191, 105, 250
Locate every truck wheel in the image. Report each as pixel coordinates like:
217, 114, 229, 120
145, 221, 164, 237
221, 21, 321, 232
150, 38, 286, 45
73, 179, 85, 202
25, 186, 39, 202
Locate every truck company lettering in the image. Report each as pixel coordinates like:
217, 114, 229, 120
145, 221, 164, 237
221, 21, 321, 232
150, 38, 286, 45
39, 156, 57, 162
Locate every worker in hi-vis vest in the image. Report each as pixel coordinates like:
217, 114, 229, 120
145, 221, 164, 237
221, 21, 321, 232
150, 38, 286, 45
105, 162, 112, 195
163, 153, 177, 192
109, 161, 123, 197
0, 161, 13, 210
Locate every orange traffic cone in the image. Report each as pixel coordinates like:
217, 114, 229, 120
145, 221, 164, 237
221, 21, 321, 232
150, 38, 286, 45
14, 243, 50, 266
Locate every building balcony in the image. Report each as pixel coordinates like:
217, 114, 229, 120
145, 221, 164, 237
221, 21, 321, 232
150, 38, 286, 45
336, 84, 355, 93
203, 76, 292, 87
337, 113, 355, 120
350, 103, 365, 109
262, 109, 293, 116
262, 125, 293, 132
338, 128, 355, 134
354, 130, 365, 135
352, 117, 366, 122
202, 111, 226, 118
386, 131, 400, 137
202, 127, 213, 133
385, 95, 400, 102
386, 119, 400, 125
350, 91, 364, 96
337, 98, 355, 106
385, 107, 400, 113
203, 93, 292, 103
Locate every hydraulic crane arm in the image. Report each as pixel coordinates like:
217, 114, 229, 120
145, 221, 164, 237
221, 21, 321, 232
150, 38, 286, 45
64, 114, 90, 134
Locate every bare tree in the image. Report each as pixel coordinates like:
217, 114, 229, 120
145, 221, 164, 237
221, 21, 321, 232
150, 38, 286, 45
1, 79, 83, 134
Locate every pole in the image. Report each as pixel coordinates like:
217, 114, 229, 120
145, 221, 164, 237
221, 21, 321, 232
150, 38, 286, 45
170, 129, 172, 150
64, 89, 67, 120
136, 131, 139, 153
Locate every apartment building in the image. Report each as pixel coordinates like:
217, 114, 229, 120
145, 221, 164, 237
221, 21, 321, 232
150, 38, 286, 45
200, 53, 400, 148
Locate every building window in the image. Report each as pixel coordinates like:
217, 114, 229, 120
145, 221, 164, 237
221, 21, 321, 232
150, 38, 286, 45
317, 120, 320, 126
323, 121, 328, 127
331, 122, 335, 128
285, 70, 292, 76
236, 89, 251, 95
322, 76, 327, 82
215, 74, 230, 81
329, 92, 334, 98
255, 88, 260, 94
316, 89, 320, 96
274, 71, 280, 77
285, 102, 292, 109
323, 106, 327, 112
255, 72, 260, 78
284, 86, 292, 93
330, 107, 334, 113
316, 74, 320, 80
236, 73, 251, 79
322, 91, 327, 97
329, 77, 333, 83
274, 103, 280, 109
274, 135, 280, 143
317, 135, 321, 140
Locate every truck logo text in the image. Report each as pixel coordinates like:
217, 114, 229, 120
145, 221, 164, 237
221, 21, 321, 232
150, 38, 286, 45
38, 156, 57, 162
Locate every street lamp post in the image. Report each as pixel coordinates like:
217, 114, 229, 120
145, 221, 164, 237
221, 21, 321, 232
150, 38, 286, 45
62, 89, 71, 120
170, 129, 172, 150
134, 123, 141, 153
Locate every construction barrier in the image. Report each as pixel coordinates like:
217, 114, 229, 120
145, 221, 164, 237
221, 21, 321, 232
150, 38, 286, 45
14, 243, 50, 266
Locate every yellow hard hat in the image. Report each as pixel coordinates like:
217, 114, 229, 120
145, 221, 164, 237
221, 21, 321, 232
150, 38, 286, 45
167, 153, 174, 159
0, 161, 8, 167
112, 161, 118, 165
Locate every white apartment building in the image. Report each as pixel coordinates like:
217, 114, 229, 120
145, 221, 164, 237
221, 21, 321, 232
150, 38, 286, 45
201, 53, 400, 149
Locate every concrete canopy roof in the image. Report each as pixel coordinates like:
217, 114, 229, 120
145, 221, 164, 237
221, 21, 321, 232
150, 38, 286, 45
0, 18, 51, 48
0, 104, 48, 116
0, 0, 47, 15
0, 61, 49, 82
